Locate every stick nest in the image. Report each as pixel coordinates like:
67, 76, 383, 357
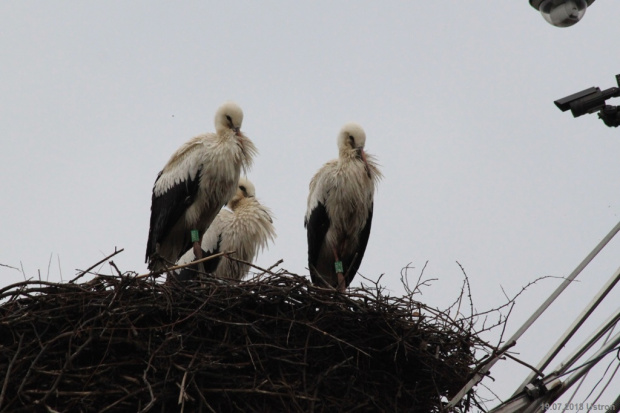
0, 269, 483, 412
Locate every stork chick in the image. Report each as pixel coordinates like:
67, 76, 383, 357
174, 177, 276, 281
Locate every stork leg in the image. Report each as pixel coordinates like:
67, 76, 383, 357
191, 229, 206, 276
193, 241, 207, 275
333, 248, 346, 293
193, 241, 202, 260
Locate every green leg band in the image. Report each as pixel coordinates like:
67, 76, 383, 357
191, 229, 200, 243
334, 261, 344, 273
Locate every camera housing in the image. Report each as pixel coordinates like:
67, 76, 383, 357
530, 0, 594, 28
554, 75, 620, 127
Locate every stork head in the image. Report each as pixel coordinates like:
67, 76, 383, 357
237, 177, 256, 198
228, 177, 256, 209
214, 101, 244, 136
337, 122, 368, 163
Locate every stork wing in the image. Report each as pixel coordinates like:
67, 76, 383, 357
201, 208, 231, 255
145, 164, 203, 263
343, 203, 373, 287
173, 233, 222, 281
305, 201, 330, 285
173, 209, 230, 281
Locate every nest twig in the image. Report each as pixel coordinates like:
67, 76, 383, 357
0, 263, 492, 412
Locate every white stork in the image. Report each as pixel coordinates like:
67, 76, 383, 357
145, 102, 257, 271
173, 177, 276, 281
304, 122, 382, 292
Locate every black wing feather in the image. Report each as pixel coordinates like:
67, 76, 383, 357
175, 234, 222, 281
342, 203, 373, 287
305, 202, 330, 285
145, 166, 202, 263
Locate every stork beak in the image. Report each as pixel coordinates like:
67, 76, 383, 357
357, 147, 371, 178
232, 127, 242, 137
356, 147, 367, 164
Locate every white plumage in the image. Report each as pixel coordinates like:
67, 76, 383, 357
174, 177, 276, 281
146, 102, 257, 271
305, 122, 382, 291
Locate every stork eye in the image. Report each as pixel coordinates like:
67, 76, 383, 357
348, 135, 355, 146
239, 185, 247, 193
226, 115, 233, 127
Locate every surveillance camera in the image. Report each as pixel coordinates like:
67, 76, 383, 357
554, 87, 613, 117
554, 74, 620, 127
529, 0, 594, 28
555, 75, 620, 117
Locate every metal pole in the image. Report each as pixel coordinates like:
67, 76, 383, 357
522, 331, 620, 413
515, 265, 620, 393
490, 309, 620, 413
553, 307, 620, 376
446, 220, 620, 409
560, 330, 620, 391
609, 393, 620, 412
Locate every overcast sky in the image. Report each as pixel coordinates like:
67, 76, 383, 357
1, 1, 619, 409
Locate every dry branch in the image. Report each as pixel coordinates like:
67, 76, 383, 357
0, 263, 495, 412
